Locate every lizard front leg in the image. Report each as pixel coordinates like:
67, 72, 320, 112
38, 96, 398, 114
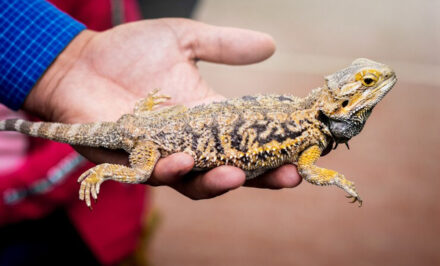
298, 145, 362, 206
78, 141, 160, 208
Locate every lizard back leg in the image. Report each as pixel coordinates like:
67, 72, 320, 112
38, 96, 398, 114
298, 145, 362, 206
78, 141, 160, 208
134, 88, 171, 114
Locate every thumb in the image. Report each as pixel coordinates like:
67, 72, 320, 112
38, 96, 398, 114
169, 19, 276, 65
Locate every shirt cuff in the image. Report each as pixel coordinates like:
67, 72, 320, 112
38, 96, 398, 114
0, 0, 86, 110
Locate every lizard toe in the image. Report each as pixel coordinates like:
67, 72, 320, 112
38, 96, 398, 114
85, 182, 92, 209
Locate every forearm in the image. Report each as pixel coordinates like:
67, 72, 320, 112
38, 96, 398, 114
0, 0, 85, 111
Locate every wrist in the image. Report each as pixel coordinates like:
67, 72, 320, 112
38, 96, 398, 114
23, 30, 96, 120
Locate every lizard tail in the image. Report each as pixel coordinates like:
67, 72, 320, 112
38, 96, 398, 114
0, 119, 121, 149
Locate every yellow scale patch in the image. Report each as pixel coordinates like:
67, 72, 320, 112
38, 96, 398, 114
232, 138, 305, 169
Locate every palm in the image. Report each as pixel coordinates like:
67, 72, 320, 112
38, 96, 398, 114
27, 19, 302, 199
54, 19, 220, 123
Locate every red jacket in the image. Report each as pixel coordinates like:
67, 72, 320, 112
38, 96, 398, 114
0, 1, 148, 264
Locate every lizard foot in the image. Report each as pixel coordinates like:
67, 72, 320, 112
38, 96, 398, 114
333, 173, 363, 207
134, 88, 171, 113
78, 168, 106, 209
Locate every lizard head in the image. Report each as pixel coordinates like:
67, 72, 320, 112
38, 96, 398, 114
318, 58, 397, 147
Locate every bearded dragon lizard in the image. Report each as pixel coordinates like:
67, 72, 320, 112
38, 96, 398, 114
0, 58, 396, 208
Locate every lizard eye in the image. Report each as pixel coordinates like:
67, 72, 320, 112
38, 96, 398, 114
362, 76, 377, 87
342, 100, 349, 107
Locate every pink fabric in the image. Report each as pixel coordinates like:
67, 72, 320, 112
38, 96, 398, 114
0, 1, 147, 264
0, 107, 28, 173
50, 0, 141, 31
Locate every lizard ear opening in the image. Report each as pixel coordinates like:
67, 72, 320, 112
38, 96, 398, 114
324, 76, 330, 86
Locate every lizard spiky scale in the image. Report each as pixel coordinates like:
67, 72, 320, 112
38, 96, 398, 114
0, 58, 396, 208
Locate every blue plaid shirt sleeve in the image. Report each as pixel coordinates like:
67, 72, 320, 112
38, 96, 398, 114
0, 0, 86, 110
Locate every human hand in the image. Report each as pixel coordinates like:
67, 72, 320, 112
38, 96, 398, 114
24, 18, 301, 199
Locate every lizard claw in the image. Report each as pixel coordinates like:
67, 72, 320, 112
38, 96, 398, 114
346, 195, 363, 207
